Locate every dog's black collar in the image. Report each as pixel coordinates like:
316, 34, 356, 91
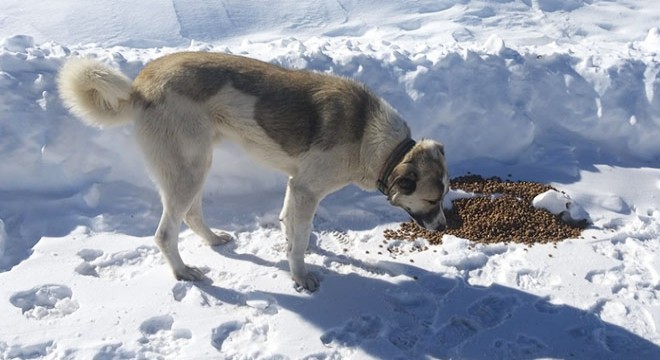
377, 138, 416, 196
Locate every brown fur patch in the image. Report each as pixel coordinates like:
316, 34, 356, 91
131, 52, 372, 156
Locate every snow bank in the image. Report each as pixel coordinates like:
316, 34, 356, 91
1, 35, 659, 196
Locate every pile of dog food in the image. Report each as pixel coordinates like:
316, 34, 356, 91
383, 174, 587, 245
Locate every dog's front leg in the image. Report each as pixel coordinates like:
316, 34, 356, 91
281, 178, 322, 292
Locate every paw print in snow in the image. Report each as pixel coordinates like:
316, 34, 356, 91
10, 284, 79, 320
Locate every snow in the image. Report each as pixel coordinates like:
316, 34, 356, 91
532, 189, 590, 225
0, 0, 659, 359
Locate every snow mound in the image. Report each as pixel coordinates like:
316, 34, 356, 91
533, 189, 590, 226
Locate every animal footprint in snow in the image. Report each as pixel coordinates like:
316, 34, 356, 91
0, 340, 56, 358
210, 320, 270, 355
388, 327, 419, 351
433, 317, 477, 350
383, 291, 437, 351
10, 284, 79, 319
137, 315, 192, 358
320, 315, 384, 347
428, 292, 521, 356
467, 294, 519, 328
77, 248, 104, 262
75, 248, 104, 277
492, 334, 548, 358
139, 315, 176, 336
428, 317, 478, 357
171, 282, 230, 307
75, 246, 160, 280
93, 343, 136, 359
385, 291, 436, 328
172, 282, 191, 302
211, 321, 243, 351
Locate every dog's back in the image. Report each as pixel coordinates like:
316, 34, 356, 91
132, 52, 376, 158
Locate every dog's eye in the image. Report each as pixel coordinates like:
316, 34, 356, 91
396, 178, 416, 195
425, 199, 440, 206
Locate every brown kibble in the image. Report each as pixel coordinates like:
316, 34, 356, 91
383, 174, 587, 247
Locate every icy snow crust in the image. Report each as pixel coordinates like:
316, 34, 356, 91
0, 0, 659, 359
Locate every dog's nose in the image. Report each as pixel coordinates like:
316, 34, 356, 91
413, 219, 446, 232
410, 217, 446, 232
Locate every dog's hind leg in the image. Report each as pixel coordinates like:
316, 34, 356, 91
155, 168, 212, 281
184, 192, 233, 246
138, 120, 215, 281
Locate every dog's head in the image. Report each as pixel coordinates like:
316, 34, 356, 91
386, 139, 449, 231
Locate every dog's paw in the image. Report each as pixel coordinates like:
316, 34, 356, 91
205, 231, 234, 246
174, 265, 207, 282
293, 272, 321, 293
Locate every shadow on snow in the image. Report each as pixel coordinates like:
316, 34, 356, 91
195, 243, 660, 359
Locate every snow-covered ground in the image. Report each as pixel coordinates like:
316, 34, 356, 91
1, 1, 659, 358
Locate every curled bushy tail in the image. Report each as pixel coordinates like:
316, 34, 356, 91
57, 58, 134, 127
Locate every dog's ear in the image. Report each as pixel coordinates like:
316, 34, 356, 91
395, 171, 417, 195
438, 143, 445, 156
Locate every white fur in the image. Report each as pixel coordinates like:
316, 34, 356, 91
58, 58, 134, 127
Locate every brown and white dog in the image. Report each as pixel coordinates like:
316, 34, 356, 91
57, 52, 449, 291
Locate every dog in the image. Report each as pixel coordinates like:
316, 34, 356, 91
57, 52, 449, 291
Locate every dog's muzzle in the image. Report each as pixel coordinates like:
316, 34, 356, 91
409, 208, 446, 232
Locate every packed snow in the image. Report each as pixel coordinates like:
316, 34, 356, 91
1, 0, 659, 359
